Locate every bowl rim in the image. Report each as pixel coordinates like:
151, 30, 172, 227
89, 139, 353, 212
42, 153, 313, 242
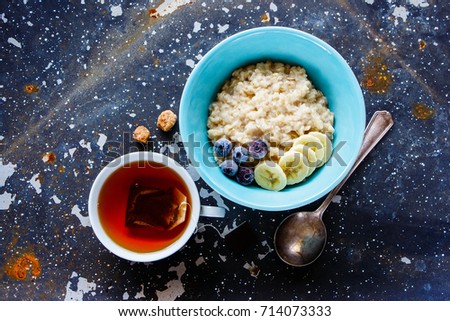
179, 26, 365, 211
88, 151, 200, 262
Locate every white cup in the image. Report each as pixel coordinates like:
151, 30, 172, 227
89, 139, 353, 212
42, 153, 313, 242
88, 151, 225, 262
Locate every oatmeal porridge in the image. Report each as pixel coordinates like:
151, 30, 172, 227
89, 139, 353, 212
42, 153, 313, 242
207, 61, 335, 191
207, 61, 334, 159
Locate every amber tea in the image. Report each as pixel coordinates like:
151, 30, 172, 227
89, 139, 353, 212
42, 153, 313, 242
97, 160, 192, 253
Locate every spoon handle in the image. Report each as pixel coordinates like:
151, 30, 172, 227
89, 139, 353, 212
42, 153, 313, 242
316, 110, 394, 217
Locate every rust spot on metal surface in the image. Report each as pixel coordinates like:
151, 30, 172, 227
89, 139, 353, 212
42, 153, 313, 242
418, 39, 427, 51
42, 151, 57, 164
5, 252, 42, 281
24, 84, 40, 94
149, 8, 159, 19
412, 102, 434, 120
361, 55, 393, 94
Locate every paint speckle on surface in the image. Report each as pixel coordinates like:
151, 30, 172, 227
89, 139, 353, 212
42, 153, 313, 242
199, 188, 229, 211
193, 21, 202, 33
195, 256, 205, 266
392, 6, 409, 26
71, 204, 91, 227
218, 24, 229, 33
0, 162, 17, 187
65, 272, 97, 301
96, 133, 107, 150
401, 257, 412, 264
0, 192, 16, 210
111, 5, 123, 17
28, 173, 42, 194
269, 2, 278, 12
134, 284, 145, 299
7, 37, 22, 48
243, 261, 260, 278
79, 139, 92, 152
156, 262, 186, 300
51, 194, 61, 204
186, 164, 200, 181
332, 195, 342, 204
186, 58, 195, 68
408, 0, 429, 7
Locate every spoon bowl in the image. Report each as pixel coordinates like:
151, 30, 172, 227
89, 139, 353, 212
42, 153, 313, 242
275, 210, 326, 266
274, 111, 394, 267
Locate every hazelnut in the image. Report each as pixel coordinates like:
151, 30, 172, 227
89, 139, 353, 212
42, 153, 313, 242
133, 125, 151, 143
157, 110, 177, 132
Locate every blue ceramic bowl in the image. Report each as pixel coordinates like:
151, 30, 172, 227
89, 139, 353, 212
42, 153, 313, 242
179, 27, 365, 211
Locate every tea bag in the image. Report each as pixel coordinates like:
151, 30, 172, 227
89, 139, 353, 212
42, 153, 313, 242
125, 184, 188, 230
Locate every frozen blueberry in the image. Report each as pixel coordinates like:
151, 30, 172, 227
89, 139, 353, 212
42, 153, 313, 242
248, 139, 268, 159
236, 167, 254, 185
232, 146, 249, 164
213, 138, 232, 158
220, 159, 238, 177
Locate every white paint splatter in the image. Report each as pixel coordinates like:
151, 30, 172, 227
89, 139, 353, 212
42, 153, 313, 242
156, 262, 186, 300
79, 139, 92, 152
199, 188, 229, 210
193, 21, 202, 33
111, 4, 123, 17
28, 173, 42, 194
195, 256, 205, 266
401, 256, 412, 264
0, 13, 7, 23
134, 284, 146, 299
392, 6, 409, 26
218, 24, 229, 33
96, 133, 107, 150
56, 79, 62, 85
51, 195, 61, 204
154, 0, 192, 18
186, 164, 200, 181
69, 147, 77, 158
364, 0, 375, 4
71, 204, 91, 227
64, 272, 97, 301
408, 0, 429, 7
0, 161, 17, 187
26, 21, 33, 26
0, 192, 16, 210
123, 292, 129, 300
269, 2, 278, 12
243, 261, 260, 278
332, 195, 342, 204
257, 240, 274, 260
186, 59, 195, 68
7, 37, 22, 48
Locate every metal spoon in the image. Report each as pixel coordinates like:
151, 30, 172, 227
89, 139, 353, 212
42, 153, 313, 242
274, 110, 394, 267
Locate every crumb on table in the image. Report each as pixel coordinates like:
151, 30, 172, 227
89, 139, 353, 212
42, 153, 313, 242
133, 125, 151, 143
157, 110, 177, 132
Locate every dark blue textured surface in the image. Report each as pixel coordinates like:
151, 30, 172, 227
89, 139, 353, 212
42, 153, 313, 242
0, 0, 448, 300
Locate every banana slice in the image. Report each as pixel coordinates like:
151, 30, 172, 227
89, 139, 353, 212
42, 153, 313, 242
293, 134, 325, 168
308, 131, 332, 167
290, 144, 318, 176
278, 150, 309, 185
254, 160, 287, 191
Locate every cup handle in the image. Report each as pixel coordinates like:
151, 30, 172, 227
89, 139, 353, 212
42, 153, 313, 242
200, 205, 226, 218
